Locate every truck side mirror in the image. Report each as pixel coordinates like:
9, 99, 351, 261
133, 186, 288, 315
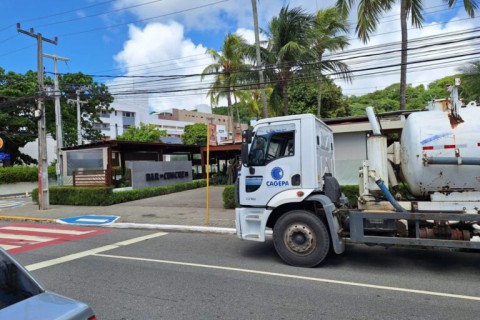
241, 142, 249, 165
242, 129, 252, 144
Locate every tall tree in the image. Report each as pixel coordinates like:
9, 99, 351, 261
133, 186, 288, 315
312, 7, 351, 117
336, 0, 478, 110
0, 68, 38, 165
201, 34, 249, 139
52, 72, 114, 147
0, 69, 114, 165
266, 6, 315, 116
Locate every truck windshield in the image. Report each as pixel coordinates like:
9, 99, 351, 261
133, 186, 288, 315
248, 130, 294, 166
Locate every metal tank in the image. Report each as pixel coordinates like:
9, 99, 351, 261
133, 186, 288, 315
400, 105, 480, 196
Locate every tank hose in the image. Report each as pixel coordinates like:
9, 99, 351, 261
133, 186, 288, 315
369, 172, 407, 212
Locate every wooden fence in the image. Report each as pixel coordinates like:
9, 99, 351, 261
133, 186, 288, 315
73, 170, 111, 187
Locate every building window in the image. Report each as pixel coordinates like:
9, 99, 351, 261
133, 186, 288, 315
123, 112, 135, 117
100, 110, 110, 118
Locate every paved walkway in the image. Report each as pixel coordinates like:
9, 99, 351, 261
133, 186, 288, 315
0, 187, 236, 229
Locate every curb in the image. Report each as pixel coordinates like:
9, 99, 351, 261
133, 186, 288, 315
104, 223, 237, 235
0, 215, 237, 235
0, 215, 57, 223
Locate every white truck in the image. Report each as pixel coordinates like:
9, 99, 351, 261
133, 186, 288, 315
235, 80, 480, 267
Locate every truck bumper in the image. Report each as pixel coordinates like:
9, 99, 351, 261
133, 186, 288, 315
235, 207, 272, 242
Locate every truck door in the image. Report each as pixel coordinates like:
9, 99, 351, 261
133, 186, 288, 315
240, 121, 301, 207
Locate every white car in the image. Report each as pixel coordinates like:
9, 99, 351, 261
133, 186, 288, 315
0, 248, 96, 320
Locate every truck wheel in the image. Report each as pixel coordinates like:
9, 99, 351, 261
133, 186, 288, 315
273, 210, 330, 267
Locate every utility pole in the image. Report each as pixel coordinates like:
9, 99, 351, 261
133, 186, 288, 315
68, 87, 89, 145
43, 53, 69, 185
251, 0, 268, 118
17, 23, 57, 210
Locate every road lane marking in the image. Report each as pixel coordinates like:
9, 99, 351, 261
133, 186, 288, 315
0, 232, 55, 242
0, 244, 20, 250
26, 232, 167, 271
93, 253, 480, 302
1, 226, 94, 235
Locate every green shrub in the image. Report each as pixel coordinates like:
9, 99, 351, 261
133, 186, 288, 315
210, 174, 228, 186
32, 186, 113, 206
109, 180, 207, 205
222, 185, 237, 209
32, 179, 208, 206
0, 166, 56, 184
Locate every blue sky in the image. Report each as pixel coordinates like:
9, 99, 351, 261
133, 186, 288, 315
0, 0, 478, 112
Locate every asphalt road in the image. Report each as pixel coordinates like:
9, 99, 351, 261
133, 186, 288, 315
10, 223, 480, 320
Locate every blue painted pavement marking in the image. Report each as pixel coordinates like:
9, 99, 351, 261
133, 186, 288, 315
57, 215, 119, 225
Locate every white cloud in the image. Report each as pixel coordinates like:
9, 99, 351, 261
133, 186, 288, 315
235, 27, 267, 45
109, 0, 479, 104
109, 21, 213, 113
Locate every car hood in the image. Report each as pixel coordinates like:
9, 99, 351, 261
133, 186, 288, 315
0, 291, 94, 320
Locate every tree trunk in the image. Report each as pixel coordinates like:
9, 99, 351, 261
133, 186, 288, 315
400, 0, 408, 110
226, 92, 234, 143
317, 76, 322, 118
234, 94, 241, 141
317, 58, 323, 118
282, 80, 289, 116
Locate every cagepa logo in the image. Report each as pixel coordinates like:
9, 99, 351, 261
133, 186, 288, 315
267, 167, 289, 187
271, 167, 284, 180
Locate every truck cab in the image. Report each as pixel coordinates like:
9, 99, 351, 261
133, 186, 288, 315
236, 114, 345, 267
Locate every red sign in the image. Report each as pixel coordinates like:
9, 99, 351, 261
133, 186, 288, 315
209, 123, 217, 146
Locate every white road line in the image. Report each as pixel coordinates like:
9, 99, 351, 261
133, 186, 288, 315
0, 232, 56, 242
25, 232, 168, 272
0, 244, 20, 250
1, 226, 94, 235
77, 218, 109, 223
93, 253, 480, 302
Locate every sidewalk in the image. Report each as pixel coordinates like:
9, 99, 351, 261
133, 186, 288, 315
0, 187, 236, 229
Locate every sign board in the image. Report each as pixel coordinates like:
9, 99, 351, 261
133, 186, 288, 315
209, 123, 217, 146
57, 215, 119, 225
127, 160, 192, 189
0, 152, 10, 161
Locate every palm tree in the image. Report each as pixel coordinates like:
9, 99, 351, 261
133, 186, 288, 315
312, 7, 351, 117
201, 34, 249, 138
336, 0, 478, 110
266, 6, 315, 116
237, 86, 273, 118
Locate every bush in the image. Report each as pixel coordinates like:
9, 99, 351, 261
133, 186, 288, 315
32, 179, 207, 206
222, 185, 237, 209
0, 166, 56, 185
210, 174, 228, 186
32, 186, 113, 206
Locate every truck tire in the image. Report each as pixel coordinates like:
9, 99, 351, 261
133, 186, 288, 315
273, 210, 330, 267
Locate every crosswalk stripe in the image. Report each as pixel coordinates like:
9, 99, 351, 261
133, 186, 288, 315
0, 244, 21, 250
1, 226, 94, 235
0, 232, 56, 242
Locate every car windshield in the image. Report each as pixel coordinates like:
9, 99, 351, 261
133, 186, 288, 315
0, 250, 42, 310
